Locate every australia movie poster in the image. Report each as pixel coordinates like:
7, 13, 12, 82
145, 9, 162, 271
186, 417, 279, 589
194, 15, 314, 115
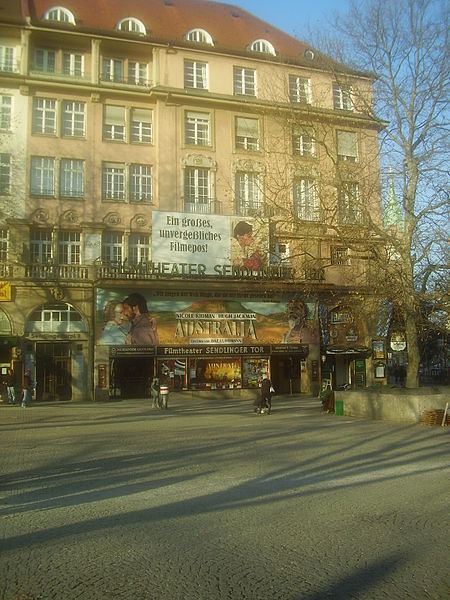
96, 290, 319, 347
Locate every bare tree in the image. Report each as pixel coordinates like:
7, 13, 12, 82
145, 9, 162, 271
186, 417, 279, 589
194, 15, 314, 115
305, 0, 450, 387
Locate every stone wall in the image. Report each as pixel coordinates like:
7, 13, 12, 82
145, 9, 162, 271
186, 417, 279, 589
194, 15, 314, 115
335, 388, 450, 423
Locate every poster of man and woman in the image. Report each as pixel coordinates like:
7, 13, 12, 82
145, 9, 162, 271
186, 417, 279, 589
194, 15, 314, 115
96, 290, 319, 348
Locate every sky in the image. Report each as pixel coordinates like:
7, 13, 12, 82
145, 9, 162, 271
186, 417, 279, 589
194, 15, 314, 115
215, 0, 351, 40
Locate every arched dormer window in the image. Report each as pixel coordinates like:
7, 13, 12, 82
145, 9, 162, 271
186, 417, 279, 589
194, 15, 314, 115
44, 6, 76, 25
249, 39, 276, 56
185, 29, 214, 46
117, 17, 146, 35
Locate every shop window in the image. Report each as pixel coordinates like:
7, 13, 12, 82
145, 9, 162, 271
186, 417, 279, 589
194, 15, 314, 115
242, 358, 269, 388
189, 358, 241, 390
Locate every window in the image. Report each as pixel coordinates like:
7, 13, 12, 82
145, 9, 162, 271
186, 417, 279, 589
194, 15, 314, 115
102, 232, 123, 264
34, 49, 56, 73
30, 229, 53, 264
185, 111, 210, 146
184, 60, 208, 89
0, 154, 11, 194
128, 61, 148, 85
129, 234, 150, 265
294, 178, 319, 221
0, 95, 12, 130
333, 83, 353, 110
61, 101, 86, 137
338, 182, 361, 224
235, 117, 259, 150
62, 52, 84, 77
331, 246, 349, 266
0, 46, 15, 72
337, 130, 358, 162
289, 75, 311, 104
130, 164, 152, 201
103, 105, 126, 141
184, 167, 210, 209
235, 172, 261, 215
44, 7, 75, 24
249, 40, 276, 55
130, 108, 152, 143
60, 159, 84, 198
0, 228, 8, 261
102, 58, 124, 83
292, 126, 315, 157
30, 157, 55, 196
32, 98, 57, 135
185, 29, 214, 45
58, 231, 81, 264
233, 67, 256, 96
28, 304, 84, 332
102, 163, 125, 200
117, 18, 146, 35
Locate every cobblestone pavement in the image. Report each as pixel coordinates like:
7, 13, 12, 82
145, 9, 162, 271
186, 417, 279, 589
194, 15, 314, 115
0, 395, 449, 600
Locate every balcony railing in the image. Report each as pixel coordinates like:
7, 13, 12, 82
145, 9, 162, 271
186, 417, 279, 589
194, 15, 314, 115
183, 199, 222, 214
25, 264, 89, 280
100, 74, 151, 88
0, 61, 20, 74
29, 66, 89, 82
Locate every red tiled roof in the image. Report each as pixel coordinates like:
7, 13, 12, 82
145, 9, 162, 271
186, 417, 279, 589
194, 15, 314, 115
3, 0, 320, 66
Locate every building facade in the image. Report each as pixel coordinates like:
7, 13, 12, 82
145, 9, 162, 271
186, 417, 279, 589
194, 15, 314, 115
0, 0, 387, 402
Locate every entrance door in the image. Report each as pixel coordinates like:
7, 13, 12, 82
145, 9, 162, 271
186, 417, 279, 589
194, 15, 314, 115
36, 343, 72, 401
271, 355, 301, 394
110, 356, 154, 399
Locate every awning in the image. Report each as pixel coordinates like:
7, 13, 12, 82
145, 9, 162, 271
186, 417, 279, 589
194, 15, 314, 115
326, 346, 370, 355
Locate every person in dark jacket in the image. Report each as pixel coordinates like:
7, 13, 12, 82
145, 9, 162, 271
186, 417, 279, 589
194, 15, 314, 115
22, 369, 33, 408
5, 368, 16, 404
254, 377, 273, 414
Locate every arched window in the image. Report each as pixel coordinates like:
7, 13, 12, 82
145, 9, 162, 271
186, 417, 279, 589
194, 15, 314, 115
43, 6, 76, 25
26, 303, 87, 334
116, 18, 146, 35
249, 39, 276, 55
185, 29, 214, 46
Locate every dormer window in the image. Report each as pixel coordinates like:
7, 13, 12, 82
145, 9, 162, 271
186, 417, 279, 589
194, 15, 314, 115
44, 6, 75, 25
117, 18, 146, 35
249, 39, 276, 56
185, 29, 214, 46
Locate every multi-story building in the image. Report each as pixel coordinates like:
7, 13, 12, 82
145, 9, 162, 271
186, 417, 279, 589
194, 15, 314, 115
0, 0, 386, 402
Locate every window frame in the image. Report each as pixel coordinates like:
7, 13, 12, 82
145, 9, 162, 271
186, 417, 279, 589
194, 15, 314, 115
34, 48, 56, 73
58, 231, 81, 265
235, 171, 261, 215
0, 46, 15, 72
184, 166, 211, 207
30, 228, 53, 264
102, 163, 126, 200
32, 97, 57, 135
289, 75, 312, 104
0, 153, 11, 195
333, 83, 353, 111
129, 233, 151, 265
185, 29, 214, 45
62, 51, 84, 77
235, 116, 260, 151
233, 67, 256, 96
184, 60, 208, 90
0, 228, 8, 262
30, 156, 55, 197
293, 177, 320, 221
185, 111, 211, 146
292, 126, 316, 157
103, 105, 126, 141
129, 164, 153, 202
337, 130, 358, 163
61, 100, 86, 138
0, 95, 12, 131
130, 108, 153, 143
101, 231, 124, 264
60, 159, 84, 198
338, 182, 362, 224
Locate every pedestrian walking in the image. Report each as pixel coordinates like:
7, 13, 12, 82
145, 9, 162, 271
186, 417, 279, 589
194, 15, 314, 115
5, 368, 16, 404
159, 380, 169, 410
260, 377, 273, 414
150, 377, 160, 409
22, 368, 33, 408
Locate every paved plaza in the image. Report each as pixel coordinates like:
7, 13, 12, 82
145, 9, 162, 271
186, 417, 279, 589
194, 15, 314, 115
0, 394, 449, 600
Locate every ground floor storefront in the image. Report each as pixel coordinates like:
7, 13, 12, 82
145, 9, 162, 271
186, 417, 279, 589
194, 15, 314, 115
0, 280, 401, 403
